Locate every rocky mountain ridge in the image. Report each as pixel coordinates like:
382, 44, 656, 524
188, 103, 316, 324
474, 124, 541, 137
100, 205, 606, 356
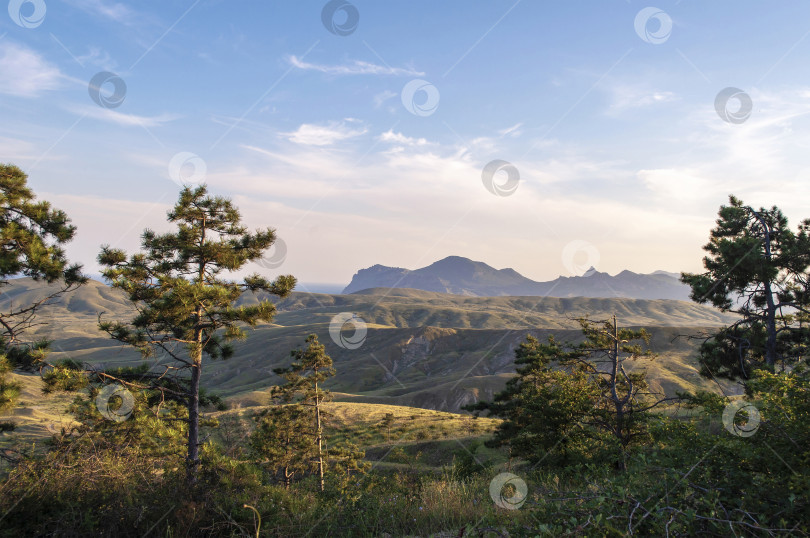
343, 256, 692, 300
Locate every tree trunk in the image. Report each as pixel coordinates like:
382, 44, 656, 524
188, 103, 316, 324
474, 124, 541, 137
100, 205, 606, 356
615, 406, 627, 471
609, 316, 620, 403
764, 278, 778, 368
188, 223, 206, 483
610, 316, 627, 471
754, 211, 779, 367
187, 346, 202, 483
314, 380, 325, 492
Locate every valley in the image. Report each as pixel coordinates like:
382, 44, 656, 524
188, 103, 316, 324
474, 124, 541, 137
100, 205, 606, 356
1, 277, 738, 415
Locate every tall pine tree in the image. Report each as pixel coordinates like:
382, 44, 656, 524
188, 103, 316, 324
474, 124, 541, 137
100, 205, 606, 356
271, 334, 335, 492
96, 185, 295, 480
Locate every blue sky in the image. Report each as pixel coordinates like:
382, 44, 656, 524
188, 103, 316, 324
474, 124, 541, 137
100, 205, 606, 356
3, 1, 810, 287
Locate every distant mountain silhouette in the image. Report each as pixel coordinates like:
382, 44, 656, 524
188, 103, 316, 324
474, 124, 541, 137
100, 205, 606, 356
342, 256, 691, 300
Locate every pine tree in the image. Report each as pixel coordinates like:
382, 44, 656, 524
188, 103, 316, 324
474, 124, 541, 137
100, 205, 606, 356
0, 163, 86, 414
327, 441, 369, 490
682, 195, 810, 378
250, 404, 313, 488
94, 184, 295, 480
466, 333, 598, 466
575, 317, 670, 470
272, 334, 335, 492
468, 318, 671, 469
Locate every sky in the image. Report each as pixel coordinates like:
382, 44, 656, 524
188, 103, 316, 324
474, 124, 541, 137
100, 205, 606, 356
3, 1, 810, 289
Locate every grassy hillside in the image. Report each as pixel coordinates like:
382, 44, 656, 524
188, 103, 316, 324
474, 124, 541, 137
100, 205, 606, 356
1, 372, 504, 474
0, 278, 736, 414
0, 372, 78, 470
262, 287, 739, 329
210, 400, 501, 457
3, 278, 737, 331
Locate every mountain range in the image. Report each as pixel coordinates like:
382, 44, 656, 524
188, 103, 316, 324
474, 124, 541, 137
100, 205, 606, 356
343, 256, 692, 300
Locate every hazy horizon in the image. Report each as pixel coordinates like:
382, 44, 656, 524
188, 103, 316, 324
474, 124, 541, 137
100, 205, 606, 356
16, 253, 685, 293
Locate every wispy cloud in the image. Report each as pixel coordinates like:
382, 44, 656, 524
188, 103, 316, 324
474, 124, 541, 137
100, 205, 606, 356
288, 55, 424, 77
0, 137, 39, 162
282, 120, 367, 146
638, 168, 723, 202
76, 47, 117, 70
0, 42, 64, 97
634, 87, 810, 215
379, 130, 428, 146
70, 105, 179, 127
606, 84, 677, 115
373, 90, 398, 108
63, 0, 134, 23
497, 123, 523, 138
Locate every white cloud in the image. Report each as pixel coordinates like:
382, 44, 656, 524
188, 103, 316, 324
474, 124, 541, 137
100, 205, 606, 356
606, 84, 677, 114
627, 87, 810, 219
379, 130, 428, 146
498, 123, 523, 138
373, 90, 398, 108
0, 42, 63, 97
638, 168, 725, 201
64, 0, 134, 23
70, 105, 180, 127
282, 120, 367, 146
680, 87, 810, 183
288, 56, 424, 77
0, 137, 37, 160
76, 47, 116, 70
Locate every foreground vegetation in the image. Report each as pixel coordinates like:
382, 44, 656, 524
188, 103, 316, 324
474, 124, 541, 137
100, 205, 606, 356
1, 373, 808, 536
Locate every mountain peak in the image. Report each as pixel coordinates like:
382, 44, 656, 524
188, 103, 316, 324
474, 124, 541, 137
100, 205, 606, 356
653, 270, 681, 279
428, 255, 483, 268
343, 256, 692, 300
